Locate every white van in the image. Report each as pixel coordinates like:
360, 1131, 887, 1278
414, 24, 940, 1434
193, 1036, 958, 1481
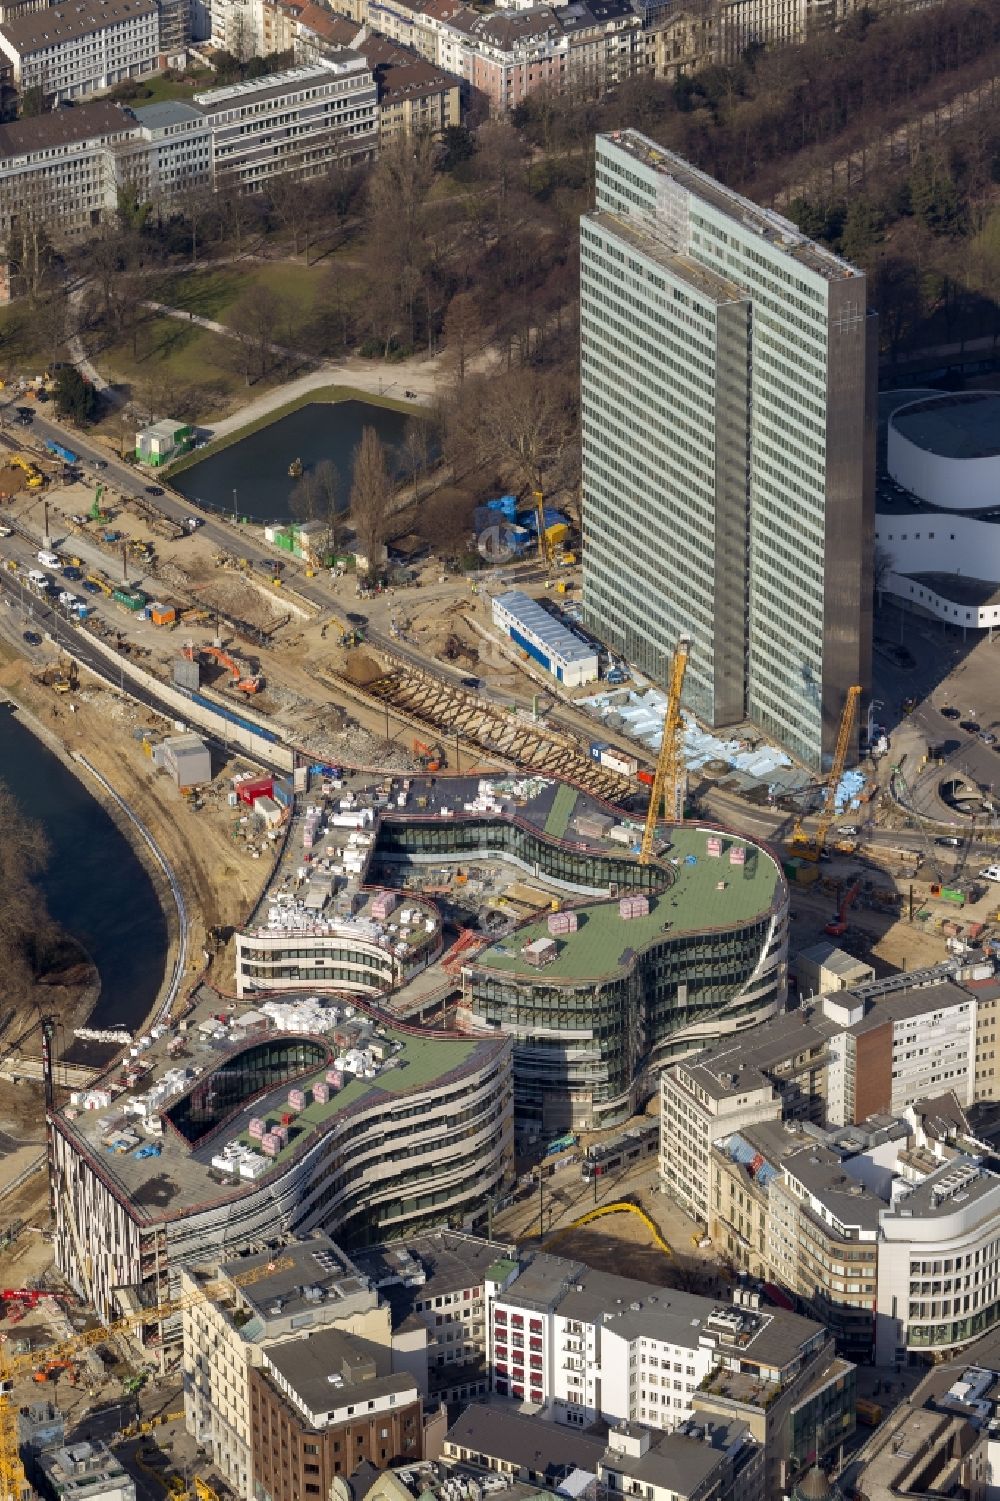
981, 866, 1000, 882
37, 549, 59, 568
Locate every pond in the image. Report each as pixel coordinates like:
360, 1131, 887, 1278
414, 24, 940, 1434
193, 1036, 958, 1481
172, 400, 416, 523
0, 706, 168, 1064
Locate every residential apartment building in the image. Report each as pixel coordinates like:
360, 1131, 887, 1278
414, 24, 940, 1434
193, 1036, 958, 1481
0, 101, 136, 238
485, 1249, 850, 1490
600, 1419, 764, 1501
181, 1236, 389, 1501
0, 54, 378, 239
663, 968, 987, 1224
645, 7, 717, 81
661, 1008, 838, 1224
823, 982, 977, 1123
580, 130, 875, 769
364, 0, 644, 113
972, 980, 1000, 1101
249, 1326, 425, 1501
353, 1231, 515, 1409
0, 0, 159, 102
359, 36, 461, 140
195, 56, 377, 191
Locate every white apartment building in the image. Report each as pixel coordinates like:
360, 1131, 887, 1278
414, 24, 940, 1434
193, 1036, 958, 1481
0, 0, 159, 102
877, 1158, 1000, 1366
194, 56, 377, 188
660, 1056, 783, 1225
0, 100, 136, 238
824, 984, 977, 1125
119, 100, 213, 201
663, 975, 985, 1225
486, 1254, 829, 1437
0, 55, 379, 241
181, 1236, 390, 1501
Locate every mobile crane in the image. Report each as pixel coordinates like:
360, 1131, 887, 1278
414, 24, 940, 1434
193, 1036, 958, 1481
0, 1255, 296, 1501
789, 685, 863, 861
639, 634, 690, 865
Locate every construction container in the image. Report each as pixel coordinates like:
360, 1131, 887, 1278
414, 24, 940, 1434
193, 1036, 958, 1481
523, 936, 558, 967
795, 863, 821, 886
601, 748, 638, 776
619, 895, 650, 920
706, 837, 722, 858
287, 1088, 305, 1111
248, 1118, 265, 1140
548, 910, 578, 936
150, 603, 176, 626
261, 1134, 280, 1157
313, 1082, 330, 1104
238, 776, 273, 806
327, 1068, 343, 1089
941, 887, 966, 906
371, 891, 398, 921
112, 587, 147, 611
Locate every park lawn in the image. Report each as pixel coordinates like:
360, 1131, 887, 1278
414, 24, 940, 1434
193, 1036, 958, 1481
95, 312, 285, 420
127, 68, 216, 105
152, 261, 326, 329
0, 303, 56, 373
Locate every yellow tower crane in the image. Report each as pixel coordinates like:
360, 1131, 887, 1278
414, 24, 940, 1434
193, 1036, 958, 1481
639, 634, 690, 865
789, 683, 863, 861
0, 1255, 296, 1501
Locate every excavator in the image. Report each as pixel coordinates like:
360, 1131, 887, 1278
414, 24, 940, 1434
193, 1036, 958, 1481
183, 641, 262, 695
825, 879, 861, 938
413, 738, 445, 771
35, 656, 78, 694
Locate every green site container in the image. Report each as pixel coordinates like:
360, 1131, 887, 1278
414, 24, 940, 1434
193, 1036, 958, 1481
113, 587, 147, 611
940, 887, 966, 906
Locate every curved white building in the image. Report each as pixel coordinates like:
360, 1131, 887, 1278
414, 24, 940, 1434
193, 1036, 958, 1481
877, 389, 1000, 628
877, 1157, 1000, 1364
888, 393, 1000, 510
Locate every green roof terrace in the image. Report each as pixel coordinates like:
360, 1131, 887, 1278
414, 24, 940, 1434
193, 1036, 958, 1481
471, 825, 781, 983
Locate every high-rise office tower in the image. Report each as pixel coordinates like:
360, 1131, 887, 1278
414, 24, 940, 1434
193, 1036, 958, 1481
580, 129, 875, 770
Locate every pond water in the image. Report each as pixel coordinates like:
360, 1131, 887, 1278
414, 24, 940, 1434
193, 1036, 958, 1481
0, 706, 168, 1062
173, 400, 414, 523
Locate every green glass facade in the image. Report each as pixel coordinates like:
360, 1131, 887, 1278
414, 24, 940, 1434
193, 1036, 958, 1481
376, 811, 784, 1131
580, 131, 874, 770
166, 1038, 328, 1145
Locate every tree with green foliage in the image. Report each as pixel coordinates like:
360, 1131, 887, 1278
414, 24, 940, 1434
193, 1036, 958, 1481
54, 366, 99, 425
839, 195, 884, 262
438, 125, 475, 173
909, 153, 962, 235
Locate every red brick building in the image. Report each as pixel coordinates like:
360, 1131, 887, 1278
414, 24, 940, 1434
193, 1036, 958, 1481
249, 1327, 423, 1501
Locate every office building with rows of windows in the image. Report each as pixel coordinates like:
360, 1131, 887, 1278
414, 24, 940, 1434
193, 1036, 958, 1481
579, 129, 876, 769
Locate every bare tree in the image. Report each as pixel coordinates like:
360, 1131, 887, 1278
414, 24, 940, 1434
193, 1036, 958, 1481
443, 290, 482, 385
350, 427, 392, 572
229, 287, 286, 384
400, 418, 430, 497
0, 779, 58, 998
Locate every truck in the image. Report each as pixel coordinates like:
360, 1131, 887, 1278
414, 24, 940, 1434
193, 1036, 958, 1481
855, 1398, 883, 1428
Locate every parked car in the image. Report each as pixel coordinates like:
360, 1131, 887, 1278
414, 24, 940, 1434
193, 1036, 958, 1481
936, 836, 962, 847
145, 485, 163, 496
836, 824, 859, 836
982, 732, 997, 745
91, 459, 108, 470
22, 630, 41, 645
184, 516, 204, 531
82, 580, 101, 595
63, 566, 82, 580
961, 720, 981, 734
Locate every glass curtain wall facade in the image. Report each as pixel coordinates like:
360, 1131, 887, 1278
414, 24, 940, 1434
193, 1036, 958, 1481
580, 130, 875, 769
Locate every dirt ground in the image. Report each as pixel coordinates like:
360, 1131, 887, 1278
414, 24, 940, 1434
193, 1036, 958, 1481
0, 644, 269, 993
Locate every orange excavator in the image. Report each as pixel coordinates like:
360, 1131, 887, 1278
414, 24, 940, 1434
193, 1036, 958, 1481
183, 641, 263, 695
32, 1360, 77, 1386
825, 879, 861, 938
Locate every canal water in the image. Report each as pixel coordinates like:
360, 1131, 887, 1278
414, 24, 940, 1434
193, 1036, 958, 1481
0, 706, 168, 1058
173, 400, 414, 522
